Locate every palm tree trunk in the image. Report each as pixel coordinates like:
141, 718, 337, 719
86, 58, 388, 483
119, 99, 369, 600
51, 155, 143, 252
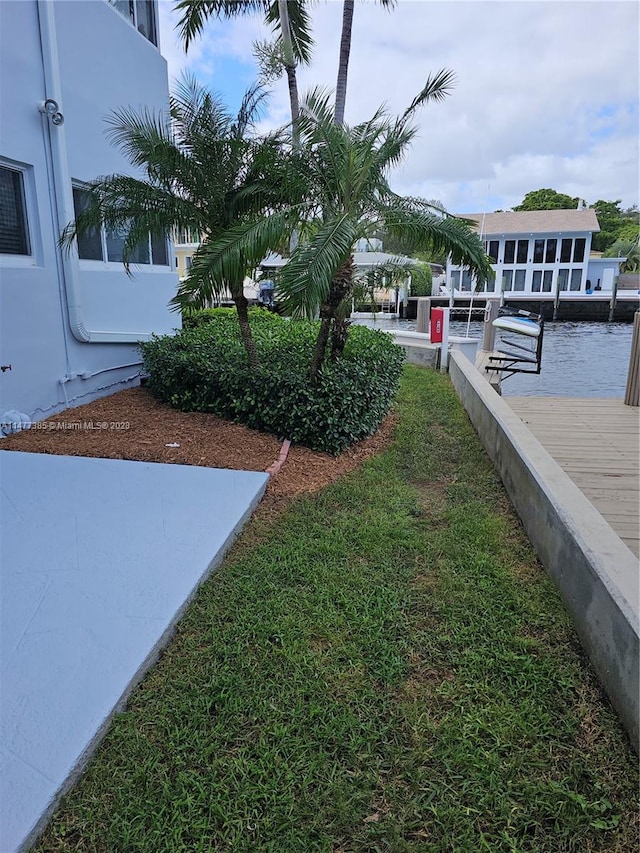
330, 316, 351, 360
278, 0, 300, 143
309, 256, 354, 378
231, 284, 259, 369
308, 315, 331, 379
334, 0, 354, 126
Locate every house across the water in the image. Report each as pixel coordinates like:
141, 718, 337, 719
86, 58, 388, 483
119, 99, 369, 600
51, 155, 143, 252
446, 208, 625, 296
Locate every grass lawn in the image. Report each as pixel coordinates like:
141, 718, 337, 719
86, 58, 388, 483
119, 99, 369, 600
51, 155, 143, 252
36, 366, 638, 852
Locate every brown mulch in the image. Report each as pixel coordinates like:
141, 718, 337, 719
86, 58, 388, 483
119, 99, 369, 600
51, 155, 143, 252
0, 387, 397, 508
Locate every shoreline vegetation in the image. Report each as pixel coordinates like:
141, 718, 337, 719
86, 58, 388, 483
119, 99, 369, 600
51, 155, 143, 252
32, 366, 638, 852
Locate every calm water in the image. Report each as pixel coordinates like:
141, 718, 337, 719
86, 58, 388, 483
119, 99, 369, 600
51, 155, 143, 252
354, 316, 634, 398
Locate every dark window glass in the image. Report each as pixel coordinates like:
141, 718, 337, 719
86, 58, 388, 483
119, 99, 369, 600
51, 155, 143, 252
558, 268, 569, 291
107, 223, 149, 263
130, 236, 150, 265
570, 269, 582, 291
516, 239, 528, 264
486, 271, 496, 292
135, 1, 157, 44
545, 238, 557, 263
532, 271, 542, 292
461, 269, 473, 291
504, 240, 515, 264
111, 1, 134, 22
450, 270, 460, 289
151, 230, 168, 265
573, 238, 586, 263
0, 166, 30, 255
488, 240, 499, 263
72, 187, 103, 260
502, 269, 513, 291
514, 269, 526, 291
533, 239, 544, 263
542, 270, 553, 292
560, 239, 572, 262
106, 226, 125, 262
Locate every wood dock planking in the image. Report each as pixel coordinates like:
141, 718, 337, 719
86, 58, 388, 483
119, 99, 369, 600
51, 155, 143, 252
507, 396, 640, 558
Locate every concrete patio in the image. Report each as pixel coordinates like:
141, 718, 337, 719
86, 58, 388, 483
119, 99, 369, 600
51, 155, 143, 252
0, 451, 269, 853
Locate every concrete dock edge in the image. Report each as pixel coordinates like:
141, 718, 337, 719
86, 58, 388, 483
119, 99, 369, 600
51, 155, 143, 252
448, 350, 639, 749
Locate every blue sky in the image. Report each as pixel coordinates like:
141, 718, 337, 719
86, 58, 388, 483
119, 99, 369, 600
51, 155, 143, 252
157, 0, 639, 215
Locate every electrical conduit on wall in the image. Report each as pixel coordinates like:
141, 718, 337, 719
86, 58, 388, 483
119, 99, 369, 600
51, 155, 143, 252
36, 0, 154, 345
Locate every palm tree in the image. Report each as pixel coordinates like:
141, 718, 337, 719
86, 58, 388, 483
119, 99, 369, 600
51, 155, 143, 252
61, 77, 289, 368
334, 0, 396, 126
174, 0, 312, 139
604, 238, 640, 273
176, 71, 493, 378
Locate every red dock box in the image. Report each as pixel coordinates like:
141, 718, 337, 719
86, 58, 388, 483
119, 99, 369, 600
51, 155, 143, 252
431, 307, 444, 343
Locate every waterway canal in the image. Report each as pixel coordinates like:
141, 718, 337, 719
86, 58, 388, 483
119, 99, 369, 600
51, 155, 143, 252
356, 317, 634, 398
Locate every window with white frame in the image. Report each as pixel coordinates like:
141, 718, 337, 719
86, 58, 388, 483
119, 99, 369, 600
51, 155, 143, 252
109, 0, 157, 46
570, 269, 582, 291
0, 164, 30, 255
72, 185, 169, 267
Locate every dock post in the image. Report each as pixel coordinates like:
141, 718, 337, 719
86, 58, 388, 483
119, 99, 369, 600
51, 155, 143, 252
439, 307, 451, 372
416, 298, 430, 333
553, 281, 561, 321
624, 311, 640, 406
608, 275, 619, 323
482, 299, 500, 352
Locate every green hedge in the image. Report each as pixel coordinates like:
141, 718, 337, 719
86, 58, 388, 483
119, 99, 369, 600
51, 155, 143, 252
140, 314, 405, 454
409, 262, 432, 297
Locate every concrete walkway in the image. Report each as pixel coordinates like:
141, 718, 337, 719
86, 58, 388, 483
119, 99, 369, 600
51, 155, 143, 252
0, 451, 269, 853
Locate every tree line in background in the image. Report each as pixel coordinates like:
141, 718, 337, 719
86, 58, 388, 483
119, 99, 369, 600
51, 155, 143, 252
512, 188, 639, 256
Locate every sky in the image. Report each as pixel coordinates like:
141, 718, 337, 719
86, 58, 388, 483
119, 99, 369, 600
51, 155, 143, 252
156, 0, 639, 215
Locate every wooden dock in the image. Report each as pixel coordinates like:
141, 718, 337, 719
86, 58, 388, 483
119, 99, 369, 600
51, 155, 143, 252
507, 397, 640, 558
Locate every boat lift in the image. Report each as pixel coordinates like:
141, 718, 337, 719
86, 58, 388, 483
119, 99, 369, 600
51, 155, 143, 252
485, 307, 544, 379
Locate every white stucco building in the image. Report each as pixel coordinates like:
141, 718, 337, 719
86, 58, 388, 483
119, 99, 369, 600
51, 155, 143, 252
446, 209, 625, 297
0, 0, 178, 431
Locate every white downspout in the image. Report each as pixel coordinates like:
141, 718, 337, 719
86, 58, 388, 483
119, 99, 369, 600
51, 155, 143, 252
37, 0, 153, 344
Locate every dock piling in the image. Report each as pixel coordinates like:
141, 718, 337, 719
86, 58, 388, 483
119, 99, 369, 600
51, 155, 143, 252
624, 311, 640, 406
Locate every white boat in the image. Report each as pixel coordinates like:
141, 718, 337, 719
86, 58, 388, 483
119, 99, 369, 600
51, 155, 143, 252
492, 315, 541, 337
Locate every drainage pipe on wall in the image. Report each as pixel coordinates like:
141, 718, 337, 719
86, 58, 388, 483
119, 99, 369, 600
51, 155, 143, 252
37, 0, 152, 345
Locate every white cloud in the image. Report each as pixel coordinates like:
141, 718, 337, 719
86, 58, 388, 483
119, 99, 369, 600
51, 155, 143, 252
158, 0, 639, 213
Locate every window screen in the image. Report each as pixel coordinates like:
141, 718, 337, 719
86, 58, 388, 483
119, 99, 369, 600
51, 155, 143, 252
0, 166, 30, 255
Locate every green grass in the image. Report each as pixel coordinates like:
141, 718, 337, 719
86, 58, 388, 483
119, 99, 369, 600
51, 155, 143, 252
36, 366, 638, 853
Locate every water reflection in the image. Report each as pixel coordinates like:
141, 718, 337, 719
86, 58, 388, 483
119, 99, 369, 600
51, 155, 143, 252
354, 316, 634, 398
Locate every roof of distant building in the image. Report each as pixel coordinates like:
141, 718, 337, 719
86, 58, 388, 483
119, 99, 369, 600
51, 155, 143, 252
458, 209, 600, 235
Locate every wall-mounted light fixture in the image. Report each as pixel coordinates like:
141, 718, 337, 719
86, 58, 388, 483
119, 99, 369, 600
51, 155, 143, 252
38, 98, 64, 126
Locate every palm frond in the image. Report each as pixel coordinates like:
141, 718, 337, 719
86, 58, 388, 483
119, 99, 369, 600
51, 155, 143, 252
277, 216, 360, 316
265, 0, 314, 64
401, 68, 457, 122
175, 0, 268, 50
172, 209, 298, 310
380, 202, 492, 283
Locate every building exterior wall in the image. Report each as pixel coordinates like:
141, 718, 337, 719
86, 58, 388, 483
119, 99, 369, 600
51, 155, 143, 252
0, 0, 178, 427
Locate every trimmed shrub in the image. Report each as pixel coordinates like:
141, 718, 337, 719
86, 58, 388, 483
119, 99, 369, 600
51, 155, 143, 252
140, 316, 405, 454
182, 306, 278, 330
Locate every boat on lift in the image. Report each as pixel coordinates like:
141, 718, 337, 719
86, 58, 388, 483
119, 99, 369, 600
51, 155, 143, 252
492, 314, 542, 338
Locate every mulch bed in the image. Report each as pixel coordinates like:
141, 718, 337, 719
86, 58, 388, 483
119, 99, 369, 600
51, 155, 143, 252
0, 387, 397, 506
